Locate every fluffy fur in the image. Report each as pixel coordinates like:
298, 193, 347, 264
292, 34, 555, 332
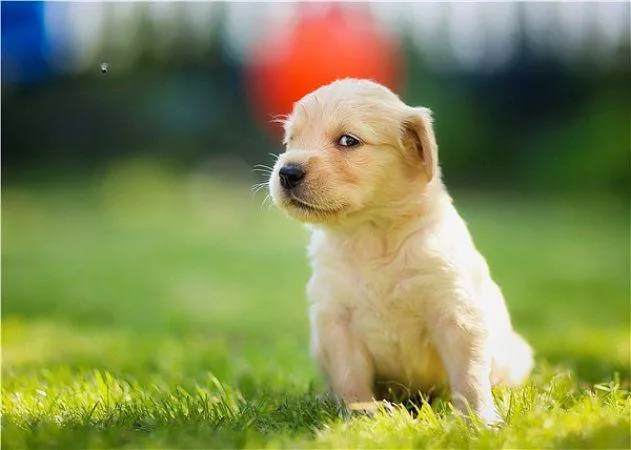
268, 78, 533, 424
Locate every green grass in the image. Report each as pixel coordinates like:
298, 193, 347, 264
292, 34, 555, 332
2, 161, 630, 449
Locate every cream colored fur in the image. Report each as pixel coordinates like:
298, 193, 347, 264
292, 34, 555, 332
268, 78, 533, 424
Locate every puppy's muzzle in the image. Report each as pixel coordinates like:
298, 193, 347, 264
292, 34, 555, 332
279, 163, 305, 190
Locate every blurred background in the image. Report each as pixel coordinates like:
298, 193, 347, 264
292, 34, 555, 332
2, 1, 630, 394
3, 1, 629, 192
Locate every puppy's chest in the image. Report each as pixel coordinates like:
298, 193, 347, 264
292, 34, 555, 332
346, 260, 444, 385
348, 260, 428, 336
310, 232, 446, 378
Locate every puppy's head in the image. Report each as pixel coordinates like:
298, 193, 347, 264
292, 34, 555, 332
269, 78, 439, 224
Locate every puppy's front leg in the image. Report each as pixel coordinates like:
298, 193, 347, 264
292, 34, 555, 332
431, 306, 502, 425
310, 305, 375, 408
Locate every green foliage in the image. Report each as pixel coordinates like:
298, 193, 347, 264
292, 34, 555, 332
2, 163, 629, 448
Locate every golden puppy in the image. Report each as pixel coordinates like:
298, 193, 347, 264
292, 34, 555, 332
268, 78, 533, 424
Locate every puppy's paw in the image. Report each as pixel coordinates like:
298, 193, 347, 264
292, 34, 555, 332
452, 401, 504, 428
475, 406, 504, 428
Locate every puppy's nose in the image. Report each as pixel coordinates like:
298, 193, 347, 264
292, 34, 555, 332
279, 164, 305, 189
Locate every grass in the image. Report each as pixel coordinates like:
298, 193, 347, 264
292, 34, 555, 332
2, 161, 630, 449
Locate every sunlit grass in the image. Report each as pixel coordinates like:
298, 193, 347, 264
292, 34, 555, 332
2, 161, 629, 448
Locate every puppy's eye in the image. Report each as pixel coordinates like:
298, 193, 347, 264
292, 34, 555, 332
337, 134, 361, 148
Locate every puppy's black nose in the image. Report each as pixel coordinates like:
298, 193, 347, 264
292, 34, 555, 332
279, 164, 305, 189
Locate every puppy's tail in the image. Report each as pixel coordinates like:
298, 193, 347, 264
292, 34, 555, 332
491, 331, 534, 387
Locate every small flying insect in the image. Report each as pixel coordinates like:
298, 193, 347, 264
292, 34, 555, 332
100, 62, 109, 74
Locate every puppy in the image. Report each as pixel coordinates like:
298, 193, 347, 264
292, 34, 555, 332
268, 78, 533, 424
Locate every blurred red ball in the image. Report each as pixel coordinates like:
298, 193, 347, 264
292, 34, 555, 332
246, 4, 402, 133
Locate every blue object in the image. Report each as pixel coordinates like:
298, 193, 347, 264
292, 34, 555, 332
1, 1, 52, 84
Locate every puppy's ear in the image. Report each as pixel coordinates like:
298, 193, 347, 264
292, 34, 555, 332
401, 107, 438, 181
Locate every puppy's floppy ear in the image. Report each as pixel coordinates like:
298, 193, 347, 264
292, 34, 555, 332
401, 107, 438, 181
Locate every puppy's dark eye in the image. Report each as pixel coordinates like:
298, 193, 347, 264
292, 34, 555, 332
337, 134, 361, 148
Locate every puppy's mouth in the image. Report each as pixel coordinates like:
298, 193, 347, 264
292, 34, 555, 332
285, 194, 345, 215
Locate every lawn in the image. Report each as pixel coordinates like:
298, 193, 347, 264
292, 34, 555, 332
2, 161, 630, 449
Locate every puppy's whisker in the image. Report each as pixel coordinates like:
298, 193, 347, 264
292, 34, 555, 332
253, 164, 274, 171
262, 193, 274, 210
258, 194, 268, 210
251, 182, 269, 194
252, 168, 273, 176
